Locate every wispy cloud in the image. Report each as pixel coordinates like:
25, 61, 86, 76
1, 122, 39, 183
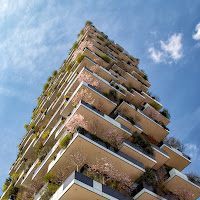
192, 22, 200, 40
149, 33, 183, 63
185, 143, 200, 161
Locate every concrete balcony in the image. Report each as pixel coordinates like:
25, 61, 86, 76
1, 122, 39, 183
48, 131, 144, 182
32, 140, 60, 181
143, 103, 170, 126
61, 81, 117, 117
160, 144, 191, 171
132, 182, 176, 200
151, 144, 169, 170
165, 168, 200, 199
21, 133, 34, 153
14, 171, 24, 188
14, 160, 25, 174
80, 55, 118, 83
115, 113, 142, 134
116, 101, 169, 142
60, 100, 132, 140
120, 139, 156, 168
63, 66, 125, 106
142, 91, 162, 111
50, 171, 132, 200
124, 71, 149, 92
20, 137, 36, 161
21, 158, 39, 188
131, 71, 151, 88
83, 47, 110, 68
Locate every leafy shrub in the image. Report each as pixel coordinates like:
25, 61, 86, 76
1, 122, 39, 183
85, 20, 93, 26
100, 55, 111, 63
42, 130, 50, 140
77, 29, 84, 37
137, 167, 156, 185
135, 58, 140, 62
40, 183, 59, 200
103, 35, 108, 39
59, 134, 71, 149
24, 124, 29, 130
160, 108, 171, 119
77, 126, 87, 135
150, 102, 160, 111
47, 76, 52, 82
7, 183, 18, 198
76, 54, 86, 64
72, 42, 78, 50
97, 36, 105, 41
11, 173, 20, 182
52, 70, 57, 76
43, 173, 55, 183
143, 74, 148, 81
24, 160, 34, 173
43, 83, 49, 92
109, 89, 118, 102
2, 177, 12, 192
131, 132, 154, 155
38, 146, 51, 162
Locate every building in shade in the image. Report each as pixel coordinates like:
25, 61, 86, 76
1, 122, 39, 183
1, 21, 200, 200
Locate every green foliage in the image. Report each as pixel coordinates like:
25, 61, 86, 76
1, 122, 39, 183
76, 54, 86, 64
7, 183, 18, 198
100, 55, 110, 63
78, 29, 84, 37
150, 102, 160, 111
38, 146, 51, 162
143, 74, 148, 81
24, 160, 34, 173
131, 132, 154, 155
52, 70, 57, 76
72, 42, 78, 50
160, 108, 171, 119
59, 134, 71, 149
57, 92, 61, 98
35, 142, 43, 157
97, 36, 105, 41
40, 183, 59, 200
11, 173, 20, 182
65, 63, 74, 73
47, 76, 52, 82
43, 173, 55, 183
137, 167, 156, 185
103, 34, 108, 39
43, 83, 49, 92
76, 126, 87, 135
108, 89, 118, 102
85, 20, 93, 26
135, 58, 140, 62
2, 177, 12, 192
24, 124, 29, 130
42, 130, 50, 140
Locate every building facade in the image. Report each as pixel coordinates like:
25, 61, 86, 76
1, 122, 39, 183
1, 21, 200, 200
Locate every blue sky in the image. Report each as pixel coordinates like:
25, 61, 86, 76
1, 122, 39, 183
0, 0, 200, 194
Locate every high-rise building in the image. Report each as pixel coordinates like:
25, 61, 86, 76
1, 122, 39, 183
1, 21, 200, 200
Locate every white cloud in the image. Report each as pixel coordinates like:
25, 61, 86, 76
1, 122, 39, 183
149, 33, 183, 63
193, 22, 200, 40
185, 143, 199, 160
148, 47, 163, 63
160, 33, 183, 60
